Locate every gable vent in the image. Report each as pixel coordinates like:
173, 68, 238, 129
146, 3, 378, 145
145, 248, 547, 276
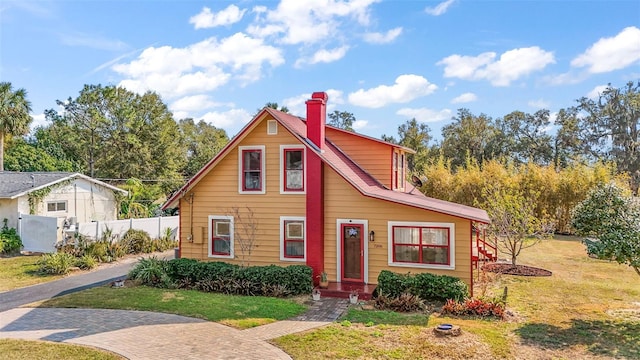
267, 120, 278, 135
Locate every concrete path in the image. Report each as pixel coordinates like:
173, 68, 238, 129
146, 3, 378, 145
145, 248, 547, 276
0, 252, 350, 359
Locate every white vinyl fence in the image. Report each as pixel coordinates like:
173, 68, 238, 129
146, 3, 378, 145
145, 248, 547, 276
17, 213, 57, 253
75, 216, 179, 241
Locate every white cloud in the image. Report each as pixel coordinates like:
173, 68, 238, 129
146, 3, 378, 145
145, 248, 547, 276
170, 95, 222, 113
247, 0, 379, 45
425, 0, 456, 16
189, 5, 246, 29
543, 71, 588, 86
201, 108, 252, 129
363, 27, 402, 44
282, 93, 310, 116
396, 107, 452, 122
587, 85, 610, 99
326, 89, 345, 105
59, 32, 127, 51
352, 119, 368, 130
113, 33, 284, 99
438, 46, 555, 86
348, 74, 438, 108
295, 46, 349, 67
30, 112, 47, 130
451, 92, 477, 104
528, 99, 550, 109
571, 26, 640, 73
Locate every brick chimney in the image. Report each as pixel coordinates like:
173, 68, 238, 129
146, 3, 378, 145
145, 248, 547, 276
306, 92, 328, 150
305, 91, 327, 284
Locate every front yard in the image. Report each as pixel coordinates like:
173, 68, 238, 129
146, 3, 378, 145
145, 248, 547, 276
0, 255, 64, 292
12, 238, 640, 359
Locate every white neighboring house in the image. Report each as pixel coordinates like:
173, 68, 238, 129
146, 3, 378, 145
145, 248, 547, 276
0, 172, 127, 233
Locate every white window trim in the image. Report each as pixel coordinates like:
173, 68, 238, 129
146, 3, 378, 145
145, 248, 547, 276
208, 215, 234, 259
238, 145, 266, 194
267, 120, 278, 135
336, 219, 369, 284
279, 145, 306, 194
280, 216, 306, 262
387, 221, 455, 270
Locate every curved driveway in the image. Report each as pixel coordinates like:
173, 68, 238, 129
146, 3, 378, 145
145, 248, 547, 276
0, 251, 346, 359
0, 307, 334, 359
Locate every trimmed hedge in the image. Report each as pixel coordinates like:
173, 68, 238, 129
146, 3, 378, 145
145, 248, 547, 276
165, 258, 313, 296
377, 270, 468, 302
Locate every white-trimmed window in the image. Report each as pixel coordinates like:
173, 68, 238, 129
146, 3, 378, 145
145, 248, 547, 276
208, 215, 234, 259
392, 150, 405, 191
47, 201, 67, 212
280, 216, 305, 261
280, 145, 305, 193
238, 145, 266, 194
388, 221, 455, 270
267, 120, 278, 135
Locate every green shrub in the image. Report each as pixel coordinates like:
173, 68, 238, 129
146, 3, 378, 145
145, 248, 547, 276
86, 241, 110, 262
128, 256, 172, 287
75, 255, 98, 270
121, 229, 152, 254
0, 219, 22, 254
164, 259, 312, 296
37, 252, 75, 274
377, 270, 468, 302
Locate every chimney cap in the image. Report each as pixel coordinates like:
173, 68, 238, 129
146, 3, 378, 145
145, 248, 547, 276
311, 92, 328, 102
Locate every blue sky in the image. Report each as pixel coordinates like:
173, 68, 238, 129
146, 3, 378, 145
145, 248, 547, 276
1, 0, 639, 140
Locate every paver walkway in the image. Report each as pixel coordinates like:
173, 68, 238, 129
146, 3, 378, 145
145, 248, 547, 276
0, 299, 349, 359
0, 253, 350, 359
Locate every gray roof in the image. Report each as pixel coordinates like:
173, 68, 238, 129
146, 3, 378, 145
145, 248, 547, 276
0, 172, 126, 199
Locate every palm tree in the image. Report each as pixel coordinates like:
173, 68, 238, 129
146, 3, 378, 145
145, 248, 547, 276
0, 82, 33, 171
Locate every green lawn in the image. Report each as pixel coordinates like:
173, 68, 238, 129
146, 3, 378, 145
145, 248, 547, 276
16, 239, 640, 359
0, 339, 123, 360
276, 239, 639, 359
0, 255, 63, 292
34, 285, 307, 329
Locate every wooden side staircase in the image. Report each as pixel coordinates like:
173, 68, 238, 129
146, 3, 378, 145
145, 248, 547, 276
472, 228, 497, 271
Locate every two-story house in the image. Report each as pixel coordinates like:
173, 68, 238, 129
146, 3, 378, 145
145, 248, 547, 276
163, 92, 490, 295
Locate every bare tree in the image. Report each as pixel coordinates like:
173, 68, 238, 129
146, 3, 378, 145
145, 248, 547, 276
226, 206, 259, 267
484, 187, 554, 266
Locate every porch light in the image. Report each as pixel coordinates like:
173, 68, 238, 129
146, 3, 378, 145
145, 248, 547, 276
369, 230, 375, 242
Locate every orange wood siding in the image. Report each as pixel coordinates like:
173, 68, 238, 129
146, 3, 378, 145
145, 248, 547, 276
325, 128, 393, 188
322, 168, 472, 287
179, 117, 306, 266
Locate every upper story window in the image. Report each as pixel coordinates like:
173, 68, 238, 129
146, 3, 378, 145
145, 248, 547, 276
392, 150, 406, 191
47, 201, 67, 212
280, 216, 305, 261
280, 145, 305, 194
238, 145, 266, 194
388, 221, 455, 270
208, 215, 234, 259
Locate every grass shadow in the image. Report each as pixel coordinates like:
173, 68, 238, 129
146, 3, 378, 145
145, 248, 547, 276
516, 319, 640, 358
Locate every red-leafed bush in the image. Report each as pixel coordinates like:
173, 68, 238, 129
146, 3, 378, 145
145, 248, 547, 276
441, 298, 505, 319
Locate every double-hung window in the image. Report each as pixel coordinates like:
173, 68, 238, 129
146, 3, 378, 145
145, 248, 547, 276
388, 222, 455, 269
280, 216, 305, 261
239, 146, 265, 194
209, 215, 234, 258
280, 145, 305, 193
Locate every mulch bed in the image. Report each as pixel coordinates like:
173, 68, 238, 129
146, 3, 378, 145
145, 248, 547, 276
482, 263, 552, 276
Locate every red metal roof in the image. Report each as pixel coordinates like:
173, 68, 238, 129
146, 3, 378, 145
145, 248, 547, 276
163, 107, 490, 223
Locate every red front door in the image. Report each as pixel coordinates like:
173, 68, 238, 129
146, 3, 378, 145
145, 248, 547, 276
341, 223, 364, 283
